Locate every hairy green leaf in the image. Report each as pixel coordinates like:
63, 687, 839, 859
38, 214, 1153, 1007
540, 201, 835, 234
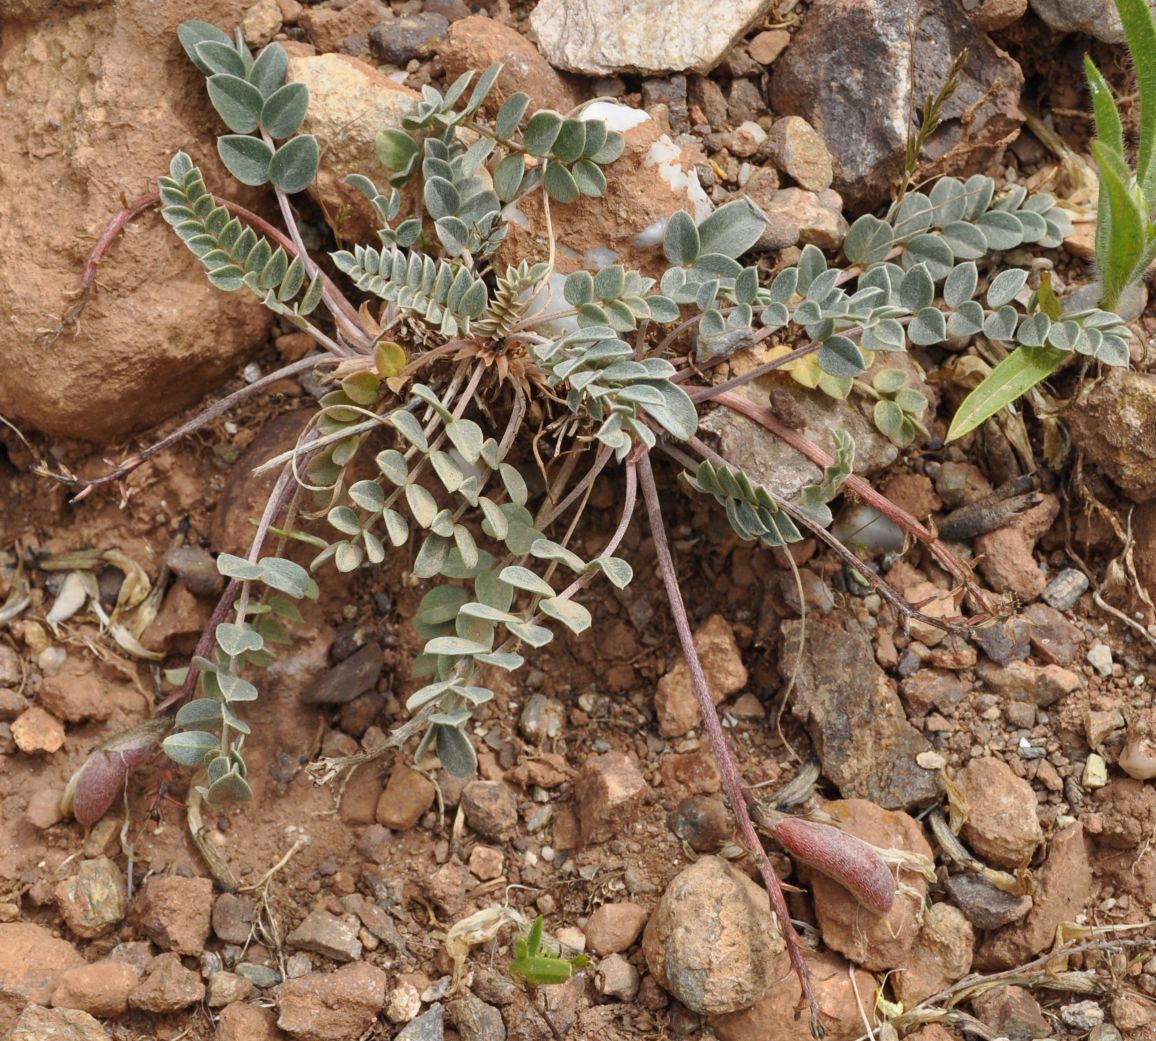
946, 345, 1067, 441
261, 82, 308, 138
218, 135, 273, 186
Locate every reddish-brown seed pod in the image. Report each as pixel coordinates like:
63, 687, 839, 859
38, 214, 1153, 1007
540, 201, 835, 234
60, 717, 170, 827
766, 815, 896, 915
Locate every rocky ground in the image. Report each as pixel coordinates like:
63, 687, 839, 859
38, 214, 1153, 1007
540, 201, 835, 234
3, 0, 1156, 1039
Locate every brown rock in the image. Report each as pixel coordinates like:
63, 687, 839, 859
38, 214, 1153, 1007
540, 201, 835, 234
900, 670, 967, 716
971, 984, 1050, 1040
461, 780, 519, 842
468, 845, 505, 881
748, 29, 790, 65
304, 641, 383, 705
133, 875, 213, 955
285, 909, 363, 962
213, 892, 259, 945
55, 857, 127, 939
51, 962, 140, 1017
376, 763, 436, 831
0, 923, 86, 1033
7, 1004, 108, 1041
38, 661, 118, 723
892, 902, 974, 1004
425, 860, 471, 919
970, 0, 1028, 31
956, 757, 1043, 870
710, 947, 877, 1041
976, 659, 1081, 707
11, 706, 65, 755
583, 902, 648, 955
981, 824, 1092, 968
217, 1001, 287, 1041
642, 856, 784, 1015
806, 799, 932, 971
441, 15, 581, 116
0, 0, 274, 443
1091, 778, 1156, 849
975, 527, 1046, 602
207, 971, 255, 1008
784, 619, 943, 809
1069, 369, 1156, 502
1022, 602, 1084, 666
299, 0, 388, 52
655, 614, 748, 737
242, 0, 283, 47
767, 116, 833, 191
658, 747, 721, 794
747, 186, 848, 251
770, 0, 1022, 211
129, 952, 206, 1013
945, 873, 1032, 931
574, 751, 648, 844
277, 961, 387, 1041
141, 581, 212, 655
669, 794, 732, 852
594, 953, 640, 1001
285, 54, 420, 243
882, 473, 943, 519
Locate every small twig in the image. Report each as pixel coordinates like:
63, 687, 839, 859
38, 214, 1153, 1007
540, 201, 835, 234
49, 355, 319, 501
239, 837, 310, 892
636, 452, 825, 1036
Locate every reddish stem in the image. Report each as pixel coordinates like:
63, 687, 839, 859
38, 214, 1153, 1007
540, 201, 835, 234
636, 453, 825, 1037
712, 389, 993, 615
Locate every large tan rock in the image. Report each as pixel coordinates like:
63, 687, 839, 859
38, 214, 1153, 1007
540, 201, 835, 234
0, 0, 275, 443
285, 53, 420, 244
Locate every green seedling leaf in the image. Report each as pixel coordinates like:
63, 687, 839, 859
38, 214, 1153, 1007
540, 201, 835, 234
1115, 0, 1156, 202
946, 345, 1067, 442
1090, 139, 1150, 310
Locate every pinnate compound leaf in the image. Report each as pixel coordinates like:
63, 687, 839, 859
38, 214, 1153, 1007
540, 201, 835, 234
946, 345, 1067, 442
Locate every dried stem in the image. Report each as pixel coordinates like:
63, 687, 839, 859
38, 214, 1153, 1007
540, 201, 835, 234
635, 452, 825, 1037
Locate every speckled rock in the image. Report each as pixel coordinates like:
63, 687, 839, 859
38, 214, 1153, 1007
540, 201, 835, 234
956, 757, 1043, 870
642, 856, 783, 1015
7, 1004, 108, 1041
285, 54, 420, 243
133, 875, 213, 955
892, 902, 974, 1004
530, 0, 777, 75
1068, 370, 1156, 503
0, 923, 86, 1034
278, 962, 387, 1041
770, 0, 1023, 210
54, 857, 127, 939
1030, 0, 1156, 42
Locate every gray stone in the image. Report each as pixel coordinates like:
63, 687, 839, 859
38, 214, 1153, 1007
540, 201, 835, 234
945, 874, 1032, 930
369, 12, 449, 65
530, 0, 777, 75
770, 0, 1023, 211
1030, 0, 1156, 41
448, 995, 505, 1041
285, 909, 362, 963
397, 1002, 445, 1041
303, 641, 383, 705
782, 618, 944, 809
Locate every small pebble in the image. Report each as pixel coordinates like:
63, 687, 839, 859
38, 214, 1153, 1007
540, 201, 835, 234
1043, 568, 1089, 611
1087, 643, 1114, 677
916, 751, 946, 770
1061, 1000, 1105, 1032
1082, 754, 1109, 789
